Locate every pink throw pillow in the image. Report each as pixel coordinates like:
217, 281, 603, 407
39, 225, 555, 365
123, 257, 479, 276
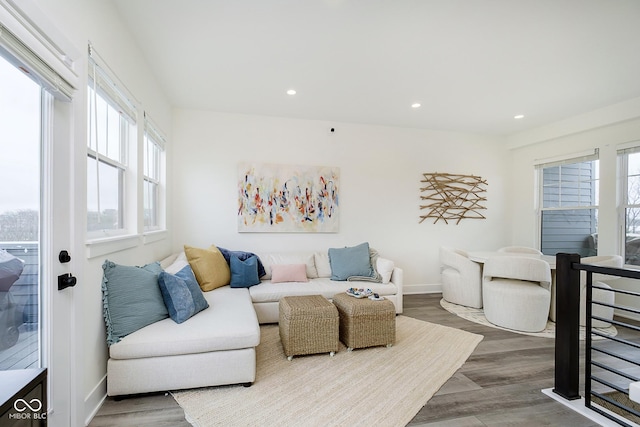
271, 264, 308, 283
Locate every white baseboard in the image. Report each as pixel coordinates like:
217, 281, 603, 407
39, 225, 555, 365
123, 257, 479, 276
615, 310, 640, 323
403, 283, 442, 295
84, 374, 107, 426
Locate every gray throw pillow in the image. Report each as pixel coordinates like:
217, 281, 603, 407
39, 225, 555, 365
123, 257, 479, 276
102, 260, 168, 346
328, 242, 375, 281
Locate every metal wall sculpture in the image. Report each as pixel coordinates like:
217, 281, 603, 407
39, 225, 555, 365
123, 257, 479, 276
419, 173, 487, 224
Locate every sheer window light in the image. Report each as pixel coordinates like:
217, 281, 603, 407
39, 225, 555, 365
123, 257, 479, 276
143, 113, 165, 231
87, 44, 136, 237
618, 145, 640, 265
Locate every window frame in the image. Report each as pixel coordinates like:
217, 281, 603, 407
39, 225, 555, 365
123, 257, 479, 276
86, 46, 138, 241
617, 144, 640, 266
536, 150, 600, 256
142, 114, 165, 233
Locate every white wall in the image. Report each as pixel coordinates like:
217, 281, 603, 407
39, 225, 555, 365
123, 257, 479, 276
172, 110, 511, 289
24, 1, 173, 425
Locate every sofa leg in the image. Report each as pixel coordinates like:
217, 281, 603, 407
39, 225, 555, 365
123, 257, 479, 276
243, 382, 252, 388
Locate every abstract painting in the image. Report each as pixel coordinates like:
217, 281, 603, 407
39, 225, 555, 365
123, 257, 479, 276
238, 163, 340, 232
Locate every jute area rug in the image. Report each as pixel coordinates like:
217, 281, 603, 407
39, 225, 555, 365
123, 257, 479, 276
440, 298, 617, 340
172, 316, 483, 427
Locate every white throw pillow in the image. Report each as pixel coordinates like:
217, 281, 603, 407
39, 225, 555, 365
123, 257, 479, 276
261, 252, 318, 279
377, 257, 395, 284
164, 252, 189, 275
314, 251, 332, 278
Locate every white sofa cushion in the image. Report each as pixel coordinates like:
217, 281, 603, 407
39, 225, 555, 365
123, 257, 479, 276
377, 257, 395, 284
249, 277, 397, 303
257, 252, 318, 279
163, 252, 189, 274
109, 286, 260, 360
314, 251, 332, 278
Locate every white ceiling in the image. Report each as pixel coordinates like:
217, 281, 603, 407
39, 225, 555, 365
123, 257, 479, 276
113, 0, 640, 136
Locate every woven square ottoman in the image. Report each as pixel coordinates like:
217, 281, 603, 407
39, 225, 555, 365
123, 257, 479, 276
332, 292, 396, 351
279, 295, 339, 361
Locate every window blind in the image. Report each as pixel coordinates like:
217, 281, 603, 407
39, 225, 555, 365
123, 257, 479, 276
144, 112, 166, 150
617, 142, 640, 156
534, 148, 599, 169
88, 43, 137, 123
0, 22, 74, 100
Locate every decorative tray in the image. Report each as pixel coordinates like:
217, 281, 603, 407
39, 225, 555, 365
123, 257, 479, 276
346, 288, 373, 298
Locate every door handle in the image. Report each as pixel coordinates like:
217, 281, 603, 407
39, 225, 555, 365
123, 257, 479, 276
59, 250, 71, 263
58, 273, 77, 291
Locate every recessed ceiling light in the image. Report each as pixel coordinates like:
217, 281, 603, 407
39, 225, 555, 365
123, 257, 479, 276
286, 89, 296, 95
514, 114, 525, 119
411, 103, 421, 108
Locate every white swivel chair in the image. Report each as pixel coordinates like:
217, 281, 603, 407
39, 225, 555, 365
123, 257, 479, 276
482, 257, 552, 333
579, 255, 621, 328
440, 247, 483, 309
497, 246, 543, 255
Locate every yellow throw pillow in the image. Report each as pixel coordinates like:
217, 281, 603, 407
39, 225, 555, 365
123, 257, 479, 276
184, 244, 231, 291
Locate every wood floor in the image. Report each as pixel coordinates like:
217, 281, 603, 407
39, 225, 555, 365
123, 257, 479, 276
90, 294, 610, 427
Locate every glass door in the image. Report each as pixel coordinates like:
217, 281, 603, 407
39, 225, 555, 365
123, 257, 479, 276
0, 49, 74, 425
0, 55, 42, 370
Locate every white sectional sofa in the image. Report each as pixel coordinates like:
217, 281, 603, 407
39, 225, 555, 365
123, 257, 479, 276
106, 248, 403, 396
251, 250, 403, 323
107, 286, 260, 396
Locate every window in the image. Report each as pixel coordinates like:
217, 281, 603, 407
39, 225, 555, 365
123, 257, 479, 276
618, 146, 640, 265
143, 114, 165, 231
0, 52, 43, 371
537, 151, 599, 256
87, 46, 136, 237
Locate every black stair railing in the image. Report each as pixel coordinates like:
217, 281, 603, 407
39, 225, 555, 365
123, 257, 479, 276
555, 253, 640, 426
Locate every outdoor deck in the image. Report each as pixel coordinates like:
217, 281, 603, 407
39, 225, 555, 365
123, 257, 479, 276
0, 326, 38, 370
0, 242, 39, 371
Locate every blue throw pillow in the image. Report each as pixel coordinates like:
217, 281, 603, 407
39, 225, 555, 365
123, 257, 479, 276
229, 255, 261, 288
158, 265, 209, 324
328, 242, 375, 281
218, 247, 267, 278
101, 260, 168, 346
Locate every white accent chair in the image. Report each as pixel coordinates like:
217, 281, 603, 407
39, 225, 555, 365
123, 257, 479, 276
579, 255, 621, 328
440, 247, 483, 309
497, 246, 543, 255
482, 257, 552, 333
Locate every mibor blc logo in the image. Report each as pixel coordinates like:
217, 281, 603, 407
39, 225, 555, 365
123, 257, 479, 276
8, 398, 46, 421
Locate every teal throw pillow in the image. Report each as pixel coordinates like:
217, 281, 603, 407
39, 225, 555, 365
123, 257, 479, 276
158, 265, 209, 324
328, 242, 375, 281
101, 260, 168, 346
229, 255, 261, 288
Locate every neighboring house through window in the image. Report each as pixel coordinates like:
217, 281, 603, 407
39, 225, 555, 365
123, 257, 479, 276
537, 150, 599, 256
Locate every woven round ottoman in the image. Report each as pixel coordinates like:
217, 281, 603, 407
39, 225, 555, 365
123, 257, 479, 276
332, 292, 396, 351
279, 295, 339, 360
